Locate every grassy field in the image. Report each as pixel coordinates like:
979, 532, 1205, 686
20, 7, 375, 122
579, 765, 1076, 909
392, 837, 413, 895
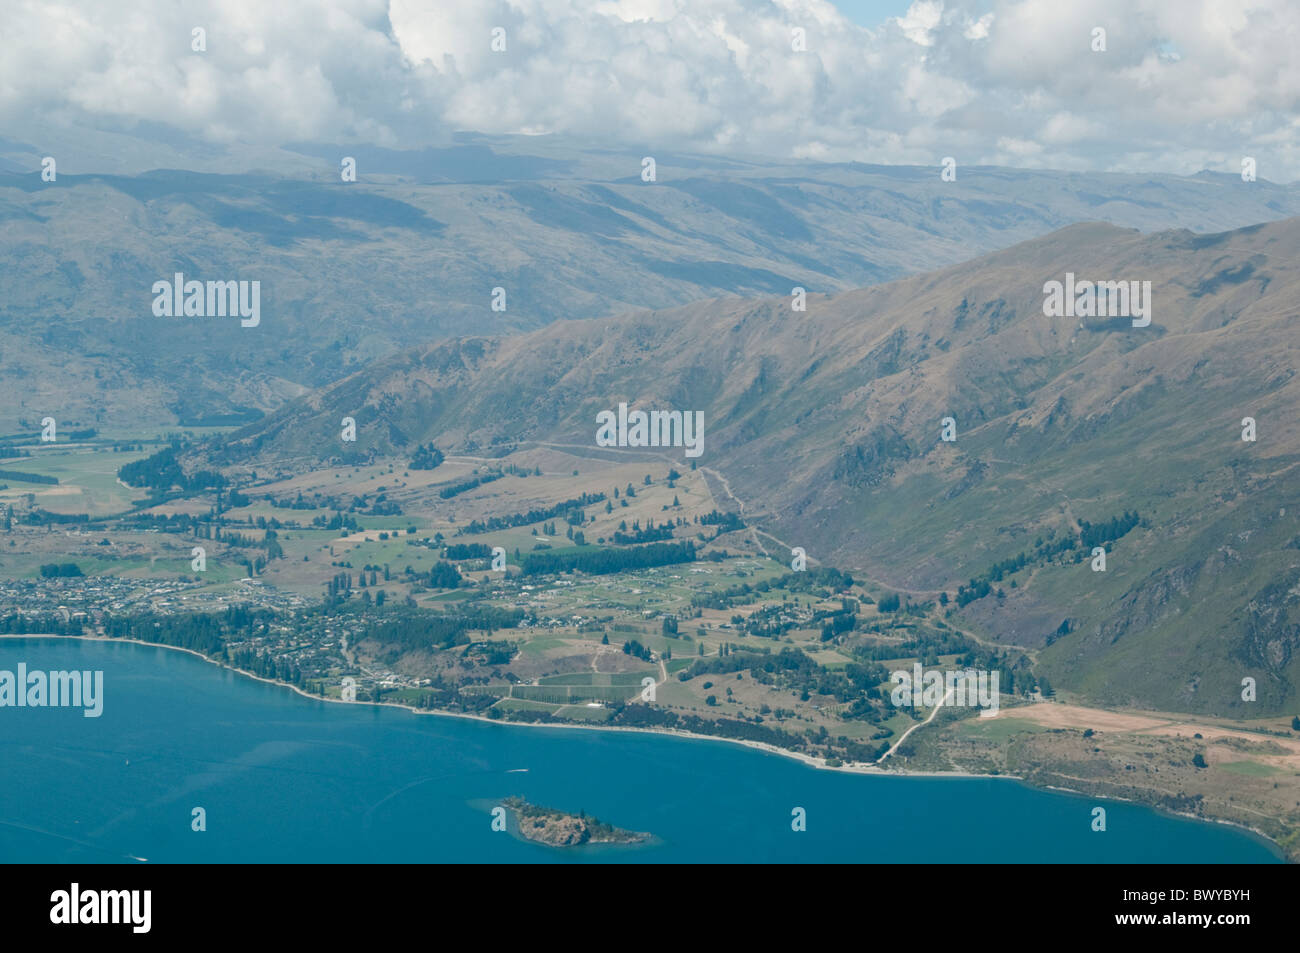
0, 446, 152, 515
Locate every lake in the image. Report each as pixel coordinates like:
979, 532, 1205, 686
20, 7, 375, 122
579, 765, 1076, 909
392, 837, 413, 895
0, 638, 1282, 863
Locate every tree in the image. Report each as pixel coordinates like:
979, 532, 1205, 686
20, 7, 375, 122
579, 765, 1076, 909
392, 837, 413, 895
1292, 715, 1300, 732
1192, 752, 1207, 769
428, 561, 461, 589
409, 443, 444, 470
1038, 675, 1054, 698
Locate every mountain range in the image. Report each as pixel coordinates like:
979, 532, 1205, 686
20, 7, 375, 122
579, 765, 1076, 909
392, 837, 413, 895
3, 138, 1299, 430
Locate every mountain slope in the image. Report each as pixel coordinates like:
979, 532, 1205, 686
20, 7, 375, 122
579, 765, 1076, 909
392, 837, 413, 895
206, 217, 1300, 716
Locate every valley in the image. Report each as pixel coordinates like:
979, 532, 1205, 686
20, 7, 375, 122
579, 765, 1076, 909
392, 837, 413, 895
4, 166, 1300, 862
3, 413, 1298, 859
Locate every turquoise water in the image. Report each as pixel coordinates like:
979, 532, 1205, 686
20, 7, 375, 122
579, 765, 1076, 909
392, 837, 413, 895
0, 638, 1283, 863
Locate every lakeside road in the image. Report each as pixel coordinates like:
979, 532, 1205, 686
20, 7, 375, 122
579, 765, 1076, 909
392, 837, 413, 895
876, 686, 955, 763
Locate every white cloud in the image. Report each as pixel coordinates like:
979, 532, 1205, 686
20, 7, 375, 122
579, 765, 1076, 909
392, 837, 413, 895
995, 135, 1043, 156
2, 0, 1299, 179
964, 13, 994, 40
896, 0, 945, 46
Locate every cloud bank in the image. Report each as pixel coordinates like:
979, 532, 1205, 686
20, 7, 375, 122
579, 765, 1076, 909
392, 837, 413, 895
3, 0, 1298, 178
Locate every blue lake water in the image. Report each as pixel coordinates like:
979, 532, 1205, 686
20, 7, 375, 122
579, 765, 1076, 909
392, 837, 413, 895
0, 638, 1283, 863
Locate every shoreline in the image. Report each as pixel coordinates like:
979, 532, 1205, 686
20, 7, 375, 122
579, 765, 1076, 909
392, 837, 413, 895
0, 632, 998, 780
1040, 784, 1285, 861
3, 632, 1289, 859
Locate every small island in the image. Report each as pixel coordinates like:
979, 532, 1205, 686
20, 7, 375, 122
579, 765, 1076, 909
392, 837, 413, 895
503, 797, 649, 847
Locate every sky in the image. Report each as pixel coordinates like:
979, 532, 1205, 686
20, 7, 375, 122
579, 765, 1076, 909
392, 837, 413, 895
829, 0, 926, 26
2, 0, 1298, 179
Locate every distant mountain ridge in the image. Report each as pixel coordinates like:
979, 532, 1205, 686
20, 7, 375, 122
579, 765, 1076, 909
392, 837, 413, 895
3, 142, 1300, 430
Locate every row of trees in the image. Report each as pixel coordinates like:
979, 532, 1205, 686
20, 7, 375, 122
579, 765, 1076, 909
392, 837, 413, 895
0, 468, 57, 485
437, 471, 502, 500
461, 492, 605, 535
39, 562, 83, 578
520, 540, 696, 577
